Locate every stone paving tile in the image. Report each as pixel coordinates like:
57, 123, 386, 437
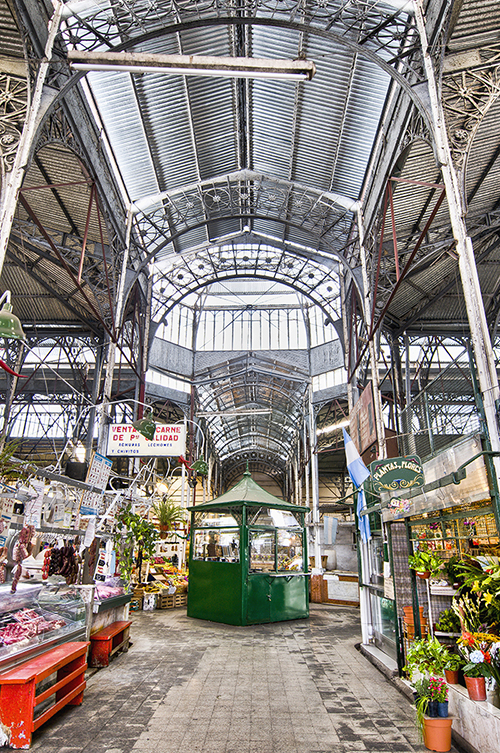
26, 605, 464, 753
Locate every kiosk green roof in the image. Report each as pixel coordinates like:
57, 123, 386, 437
188, 470, 310, 513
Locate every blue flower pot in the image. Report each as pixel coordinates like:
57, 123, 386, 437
427, 700, 439, 717
437, 701, 449, 718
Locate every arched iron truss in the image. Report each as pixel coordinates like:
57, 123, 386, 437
133, 171, 359, 260
191, 347, 309, 476
136, 174, 359, 330
151, 240, 344, 328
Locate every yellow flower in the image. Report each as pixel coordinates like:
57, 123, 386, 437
472, 580, 481, 592
484, 592, 494, 605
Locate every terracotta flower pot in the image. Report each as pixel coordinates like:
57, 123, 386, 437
403, 613, 428, 638
416, 570, 430, 579
464, 675, 487, 701
423, 716, 453, 752
444, 669, 459, 684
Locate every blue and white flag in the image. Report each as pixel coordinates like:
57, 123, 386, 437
323, 515, 338, 546
343, 428, 371, 543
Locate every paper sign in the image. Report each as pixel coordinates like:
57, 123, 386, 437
24, 480, 45, 528
80, 453, 113, 515
84, 516, 96, 547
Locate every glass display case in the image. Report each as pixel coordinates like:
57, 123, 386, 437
93, 582, 131, 613
188, 471, 309, 625
0, 578, 87, 672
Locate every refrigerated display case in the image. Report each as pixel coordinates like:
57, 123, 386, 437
0, 578, 86, 673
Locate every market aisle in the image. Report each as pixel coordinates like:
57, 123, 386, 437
28, 604, 455, 753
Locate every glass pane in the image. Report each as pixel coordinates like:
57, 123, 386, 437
247, 507, 301, 528
277, 530, 303, 571
193, 509, 241, 527
249, 530, 275, 572
192, 528, 240, 562
370, 591, 397, 661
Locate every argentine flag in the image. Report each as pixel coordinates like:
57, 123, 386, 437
343, 428, 372, 543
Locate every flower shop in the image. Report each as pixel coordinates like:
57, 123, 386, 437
363, 432, 500, 753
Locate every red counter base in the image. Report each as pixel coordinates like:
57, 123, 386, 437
0, 641, 90, 749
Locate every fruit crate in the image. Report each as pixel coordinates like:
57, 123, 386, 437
158, 592, 188, 609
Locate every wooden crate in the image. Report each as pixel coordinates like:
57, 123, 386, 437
157, 592, 188, 609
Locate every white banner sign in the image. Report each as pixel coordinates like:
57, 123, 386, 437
106, 424, 186, 457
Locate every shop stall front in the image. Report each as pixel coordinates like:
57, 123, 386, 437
360, 433, 500, 665
187, 470, 310, 625
0, 578, 87, 674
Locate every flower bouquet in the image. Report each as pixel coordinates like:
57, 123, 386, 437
457, 631, 500, 701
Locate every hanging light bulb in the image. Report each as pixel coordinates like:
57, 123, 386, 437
132, 410, 156, 440
0, 291, 25, 341
190, 454, 208, 476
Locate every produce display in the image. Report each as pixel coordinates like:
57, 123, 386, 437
145, 561, 189, 594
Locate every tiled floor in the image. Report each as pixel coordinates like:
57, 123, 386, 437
28, 604, 458, 753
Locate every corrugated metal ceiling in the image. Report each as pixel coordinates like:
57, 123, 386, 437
2, 0, 500, 471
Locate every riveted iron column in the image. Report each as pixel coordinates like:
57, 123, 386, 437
0, 2, 63, 278
414, 0, 500, 485
308, 386, 321, 571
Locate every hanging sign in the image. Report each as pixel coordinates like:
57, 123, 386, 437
106, 424, 186, 457
349, 383, 377, 454
80, 452, 113, 515
381, 434, 490, 522
370, 455, 424, 494
24, 480, 45, 528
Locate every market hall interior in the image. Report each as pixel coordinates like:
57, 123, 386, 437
26, 604, 453, 753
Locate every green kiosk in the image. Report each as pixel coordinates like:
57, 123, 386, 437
187, 470, 310, 625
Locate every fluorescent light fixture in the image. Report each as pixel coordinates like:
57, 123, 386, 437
197, 409, 271, 417
67, 51, 316, 81
316, 418, 350, 436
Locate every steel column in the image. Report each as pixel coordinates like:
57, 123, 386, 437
414, 0, 500, 472
308, 386, 321, 571
0, 2, 63, 277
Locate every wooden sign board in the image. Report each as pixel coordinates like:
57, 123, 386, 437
349, 383, 377, 454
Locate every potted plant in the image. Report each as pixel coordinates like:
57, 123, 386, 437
152, 498, 186, 539
404, 636, 450, 681
408, 549, 443, 579
435, 608, 461, 636
444, 653, 463, 684
457, 631, 500, 700
414, 677, 452, 751
429, 676, 449, 717
114, 502, 158, 586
